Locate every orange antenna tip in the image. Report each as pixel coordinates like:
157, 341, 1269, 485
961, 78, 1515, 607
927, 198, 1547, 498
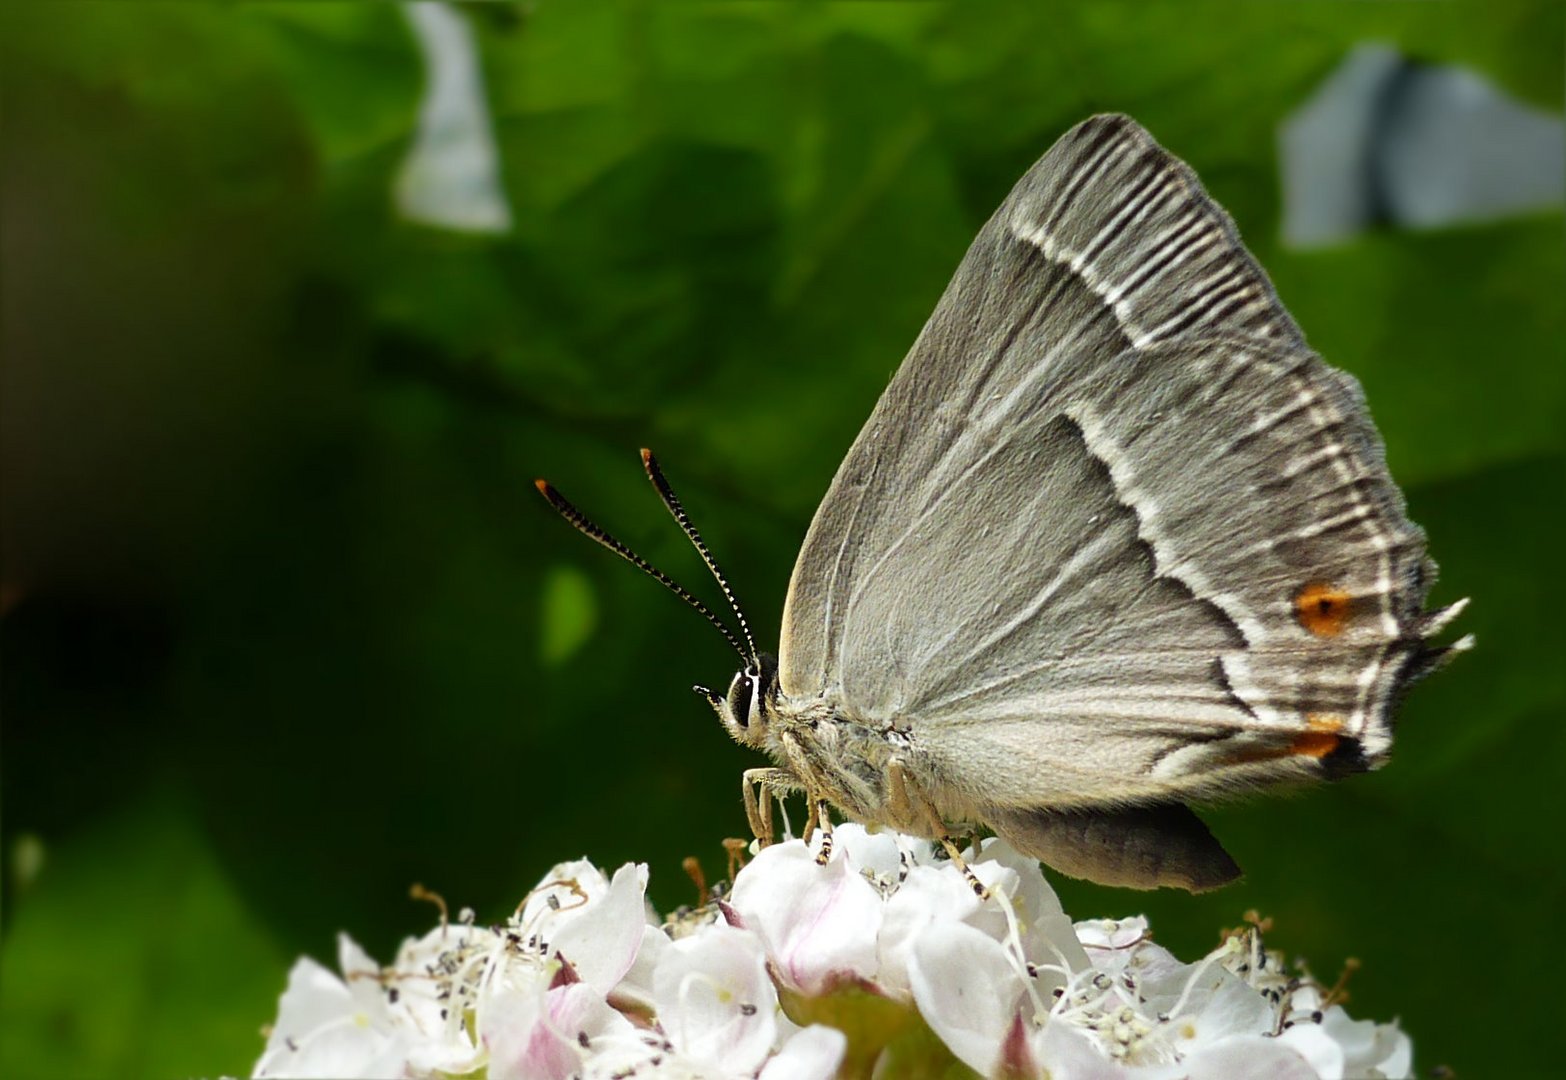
534, 478, 552, 495
640, 448, 654, 464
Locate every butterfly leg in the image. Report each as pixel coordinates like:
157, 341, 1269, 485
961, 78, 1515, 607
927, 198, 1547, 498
888, 760, 989, 899
810, 798, 835, 865
742, 767, 799, 847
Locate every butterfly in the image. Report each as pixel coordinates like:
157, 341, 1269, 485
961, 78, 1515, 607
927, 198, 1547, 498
539, 115, 1470, 891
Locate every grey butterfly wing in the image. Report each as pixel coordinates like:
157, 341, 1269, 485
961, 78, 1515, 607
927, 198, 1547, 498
778, 116, 1465, 831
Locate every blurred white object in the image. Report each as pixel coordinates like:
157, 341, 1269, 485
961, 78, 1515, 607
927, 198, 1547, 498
396, 2, 513, 234
1280, 43, 1564, 247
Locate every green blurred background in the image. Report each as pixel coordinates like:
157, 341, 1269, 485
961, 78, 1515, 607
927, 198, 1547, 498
2, 3, 1562, 1077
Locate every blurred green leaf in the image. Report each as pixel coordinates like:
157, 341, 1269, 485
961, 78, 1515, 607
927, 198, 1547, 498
539, 563, 599, 666
0, 799, 288, 1079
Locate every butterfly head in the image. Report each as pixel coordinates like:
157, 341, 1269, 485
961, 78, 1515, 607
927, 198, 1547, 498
697, 652, 778, 749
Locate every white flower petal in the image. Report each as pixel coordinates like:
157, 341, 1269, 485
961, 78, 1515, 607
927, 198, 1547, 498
878, 864, 984, 996
1159, 967, 1274, 1050
253, 1017, 409, 1079
336, 933, 388, 1019
1183, 1033, 1324, 1080
1077, 917, 1153, 977
254, 956, 396, 1079
1120, 936, 1187, 991
1277, 1022, 1349, 1078
1321, 1007, 1412, 1078
653, 923, 778, 1076
975, 840, 1091, 979
909, 919, 1025, 1076
551, 862, 650, 993
253, 938, 417, 1080
389, 924, 492, 1069
1030, 1019, 1132, 1080
609, 923, 670, 1014
729, 839, 882, 995
1321, 1006, 1377, 1061
553, 983, 640, 1055
758, 1024, 848, 1080
260, 955, 354, 1055
522, 858, 612, 927
832, 823, 903, 878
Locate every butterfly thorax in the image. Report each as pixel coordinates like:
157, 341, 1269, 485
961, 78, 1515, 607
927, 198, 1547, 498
708, 658, 949, 832
766, 692, 986, 839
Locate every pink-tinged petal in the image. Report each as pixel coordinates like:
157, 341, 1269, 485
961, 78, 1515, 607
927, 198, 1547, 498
653, 923, 778, 1075
995, 1008, 1038, 1077
718, 898, 746, 928
758, 1024, 848, 1080
548, 983, 639, 1055
484, 982, 580, 1080
730, 840, 882, 995
1183, 1033, 1324, 1080
551, 862, 649, 994
1276, 1022, 1348, 1078
1029, 1019, 1131, 1080
908, 920, 1025, 1076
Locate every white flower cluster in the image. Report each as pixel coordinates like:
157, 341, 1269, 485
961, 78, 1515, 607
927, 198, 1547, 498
253, 827, 1411, 1079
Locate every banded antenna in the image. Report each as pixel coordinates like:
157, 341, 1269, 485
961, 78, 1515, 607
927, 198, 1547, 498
534, 458, 756, 667
640, 449, 759, 666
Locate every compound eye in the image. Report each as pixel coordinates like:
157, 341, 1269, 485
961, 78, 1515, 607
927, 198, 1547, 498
745, 673, 767, 728
727, 671, 754, 729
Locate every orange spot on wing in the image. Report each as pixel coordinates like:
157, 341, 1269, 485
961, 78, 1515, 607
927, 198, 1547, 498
1288, 730, 1341, 758
1295, 582, 1353, 637
1230, 715, 1346, 764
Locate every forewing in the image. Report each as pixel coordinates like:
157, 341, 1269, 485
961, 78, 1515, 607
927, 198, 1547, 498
780, 112, 1301, 700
